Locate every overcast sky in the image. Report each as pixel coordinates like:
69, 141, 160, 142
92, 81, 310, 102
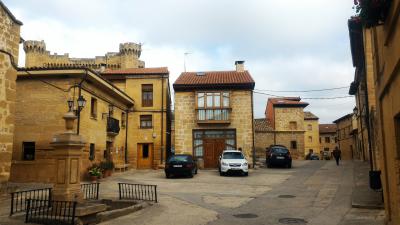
6, 0, 356, 123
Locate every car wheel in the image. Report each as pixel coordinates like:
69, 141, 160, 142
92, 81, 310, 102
188, 171, 194, 178
243, 172, 248, 176
287, 163, 292, 168
195, 169, 198, 174
165, 173, 171, 178
219, 171, 224, 176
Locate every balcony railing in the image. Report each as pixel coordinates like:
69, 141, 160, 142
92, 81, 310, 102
107, 117, 120, 135
196, 108, 231, 124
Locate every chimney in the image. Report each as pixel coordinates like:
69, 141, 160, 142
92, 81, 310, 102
235, 61, 245, 72
100, 63, 106, 73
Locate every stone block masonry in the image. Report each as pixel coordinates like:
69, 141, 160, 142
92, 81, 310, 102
0, 2, 21, 191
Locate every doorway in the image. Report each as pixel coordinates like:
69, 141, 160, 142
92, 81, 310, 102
203, 139, 225, 168
137, 143, 153, 169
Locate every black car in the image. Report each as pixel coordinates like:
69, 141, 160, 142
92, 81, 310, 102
266, 145, 292, 168
165, 154, 198, 178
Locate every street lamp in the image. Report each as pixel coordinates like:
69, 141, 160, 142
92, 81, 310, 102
77, 95, 86, 109
67, 95, 86, 134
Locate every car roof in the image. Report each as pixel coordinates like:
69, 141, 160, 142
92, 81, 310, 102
222, 150, 242, 153
170, 154, 192, 157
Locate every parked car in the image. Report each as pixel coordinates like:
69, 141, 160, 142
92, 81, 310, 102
310, 154, 320, 160
165, 154, 197, 178
266, 145, 292, 168
322, 151, 331, 160
219, 150, 249, 176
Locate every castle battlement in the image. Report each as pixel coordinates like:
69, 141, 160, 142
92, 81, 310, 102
24, 40, 145, 69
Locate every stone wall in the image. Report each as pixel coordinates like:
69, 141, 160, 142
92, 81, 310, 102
319, 133, 338, 155
0, 3, 21, 189
304, 119, 320, 156
335, 117, 354, 160
274, 107, 305, 131
10, 74, 130, 183
254, 132, 274, 158
24, 40, 145, 70
174, 90, 254, 164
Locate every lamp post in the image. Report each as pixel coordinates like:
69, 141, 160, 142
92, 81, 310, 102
67, 95, 86, 134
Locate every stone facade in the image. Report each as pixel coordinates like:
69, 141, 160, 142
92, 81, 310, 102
24, 40, 144, 70
318, 124, 338, 156
174, 90, 254, 163
334, 114, 354, 160
10, 69, 133, 183
304, 117, 320, 157
0, 2, 22, 190
104, 74, 171, 169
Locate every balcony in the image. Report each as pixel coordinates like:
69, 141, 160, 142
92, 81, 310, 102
196, 108, 231, 124
107, 117, 120, 136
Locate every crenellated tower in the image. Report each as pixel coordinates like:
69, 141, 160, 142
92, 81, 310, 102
119, 42, 144, 69
23, 40, 49, 68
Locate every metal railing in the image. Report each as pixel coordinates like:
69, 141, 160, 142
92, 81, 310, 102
118, 183, 157, 203
10, 187, 52, 216
81, 183, 100, 200
107, 117, 120, 134
25, 199, 77, 225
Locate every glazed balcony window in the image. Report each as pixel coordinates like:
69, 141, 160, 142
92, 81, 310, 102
196, 92, 230, 123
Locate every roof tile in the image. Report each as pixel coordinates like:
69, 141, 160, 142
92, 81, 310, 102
173, 70, 255, 87
319, 124, 337, 134
103, 67, 169, 74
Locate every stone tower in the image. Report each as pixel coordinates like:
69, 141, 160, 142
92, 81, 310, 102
119, 42, 143, 69
23, 40, 48, 68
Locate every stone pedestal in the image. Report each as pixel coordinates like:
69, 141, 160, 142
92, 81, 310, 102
50, 111, 85, 202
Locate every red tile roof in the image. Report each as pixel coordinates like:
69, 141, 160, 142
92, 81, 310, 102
103, 67, 169, 74
268, 97, 309, 107
304, 111, 319, 120
319, 124, 337, 134
173, 70, 255, 90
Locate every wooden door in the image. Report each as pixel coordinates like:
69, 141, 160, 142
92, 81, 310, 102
137, 143, 153, 169
204, 139, 225, 168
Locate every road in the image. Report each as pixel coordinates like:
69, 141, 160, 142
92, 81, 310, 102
99, 160, 384, 225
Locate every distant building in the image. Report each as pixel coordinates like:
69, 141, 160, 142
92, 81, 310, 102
318, 124, 338, 158
333, 114, 354, 160
255, 97, 309, 159
304, 112, 320, 157
173, 61, 255, 168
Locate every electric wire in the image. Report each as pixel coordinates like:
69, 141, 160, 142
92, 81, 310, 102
254, 86, 350, 93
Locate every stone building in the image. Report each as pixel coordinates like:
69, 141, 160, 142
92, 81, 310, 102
318, 124, 338, 158
262, 97, 309, 159
254, 118, 274, 158
333, 114, 354, 160
0, 1, 22, 190
347, 1, 400, 223
10, 68, 134, 183
102, 67, 171, 169
173, 61, 255, 168
303, 112, 320, 157
23, 40, 144, 70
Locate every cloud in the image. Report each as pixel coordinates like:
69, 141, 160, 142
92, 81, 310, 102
4, 0, 357, 122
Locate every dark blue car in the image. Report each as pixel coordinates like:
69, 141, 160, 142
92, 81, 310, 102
165, 154, 198, 178
266, 145, 292, 168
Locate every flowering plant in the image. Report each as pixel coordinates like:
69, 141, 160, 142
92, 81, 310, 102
353, 0, 391, 27
88, 166, 102, 177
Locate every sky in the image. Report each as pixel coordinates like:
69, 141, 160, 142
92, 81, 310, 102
5, 0, 357, 123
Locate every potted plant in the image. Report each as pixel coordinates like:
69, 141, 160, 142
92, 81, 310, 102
100, 161, 115, 177
88, 165, 102, 181
354, 0, 392, 28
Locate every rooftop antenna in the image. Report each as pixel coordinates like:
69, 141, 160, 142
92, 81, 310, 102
184, 52, 192, 72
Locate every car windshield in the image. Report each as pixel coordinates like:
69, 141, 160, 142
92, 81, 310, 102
168, 155, 191, 162
222, 152, 244, 159
271, 148, 289, 154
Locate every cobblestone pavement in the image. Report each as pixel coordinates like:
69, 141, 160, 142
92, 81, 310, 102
99, 160, 385, 225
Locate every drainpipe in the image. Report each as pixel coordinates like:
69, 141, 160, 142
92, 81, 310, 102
124, 109, 129, 163
363, 69, 374, 171
357, 89, 366, 161
77, 86, 82, 134
251, 90, 255, 168
160, 75, 165, 164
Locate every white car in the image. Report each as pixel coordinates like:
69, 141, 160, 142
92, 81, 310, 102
219, 150, 249, 176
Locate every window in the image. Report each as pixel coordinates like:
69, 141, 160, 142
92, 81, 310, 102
89, 143, 95, 160
23, 142, 35, 160
308, 136, 312, 143
192, 130, 236, 157
140, 115, 152, 128
90, 98, 97, 118
325, 137, 330, 143
324, 148, 329, 151
289, 121, 297, 130
307, 124, 312, 131
197, 92, 230, 121
290, 141, 297, 149
121, 112, 126, 128
142, 84, 153, 107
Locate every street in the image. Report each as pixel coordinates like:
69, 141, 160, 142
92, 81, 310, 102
98, 160, 384, 225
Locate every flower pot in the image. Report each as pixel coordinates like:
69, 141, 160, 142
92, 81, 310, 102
90, 176, 98, 182
106, 169, 112, 177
